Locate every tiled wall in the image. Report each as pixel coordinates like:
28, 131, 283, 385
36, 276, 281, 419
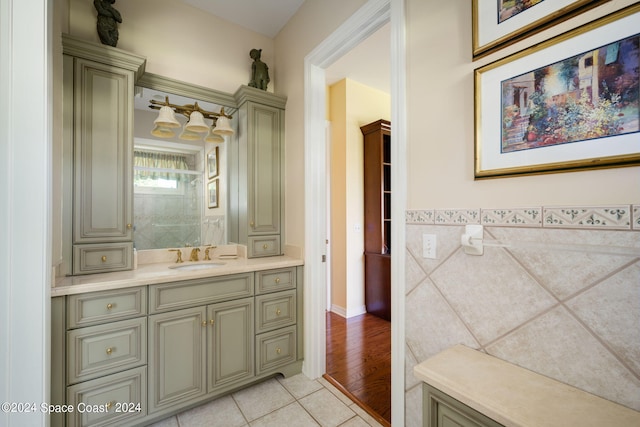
404, 205, 640, 427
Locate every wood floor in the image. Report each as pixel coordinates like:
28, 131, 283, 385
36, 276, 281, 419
325, 311, 391, 426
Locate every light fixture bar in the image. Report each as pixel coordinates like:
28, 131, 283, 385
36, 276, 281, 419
148, 96, 232, 121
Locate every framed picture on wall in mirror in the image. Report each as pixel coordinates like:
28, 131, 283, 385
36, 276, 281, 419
474, 4, 640, 179
472, 0, 609, 59
207, 147, 219, 179
208, 179, 219, 209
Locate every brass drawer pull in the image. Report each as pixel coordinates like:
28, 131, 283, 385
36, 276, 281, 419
106, 401, 115, 411
276, 308, 282, 316
106, 347, 113, 355
201, 321, 207, 327
263, 244, 268, 250
106, 303, 114, 310
210, 319, 215, 325
101, 255, 107, 263
276, 347, 281, 355
275, 277, 280, 284
126, 223, 132, 229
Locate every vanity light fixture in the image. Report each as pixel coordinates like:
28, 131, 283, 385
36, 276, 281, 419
149, 96, 234, 141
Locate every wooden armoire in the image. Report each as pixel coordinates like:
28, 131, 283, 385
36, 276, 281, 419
361, 119, 391, 321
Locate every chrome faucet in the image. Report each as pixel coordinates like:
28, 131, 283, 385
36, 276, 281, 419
189, 247, 200, 261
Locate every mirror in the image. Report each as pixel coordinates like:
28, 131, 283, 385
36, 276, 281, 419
133, 73, 237, 250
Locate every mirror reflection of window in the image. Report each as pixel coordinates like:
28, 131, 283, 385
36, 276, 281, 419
133, 148, 203, 250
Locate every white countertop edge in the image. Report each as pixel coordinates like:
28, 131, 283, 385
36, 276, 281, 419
413, 345, 640, 427
52, 256, 303, 297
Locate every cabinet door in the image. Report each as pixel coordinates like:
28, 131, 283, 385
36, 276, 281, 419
207, 297, 254, 390
148, 307, 206, 413
247, 102, 281, 236
73, 57, 133, 243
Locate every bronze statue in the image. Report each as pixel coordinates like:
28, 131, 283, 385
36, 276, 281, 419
249, 49, 270, 91
94, 0, 122, 47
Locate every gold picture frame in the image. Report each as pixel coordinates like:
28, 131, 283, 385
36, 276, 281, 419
207, 179, 219, 209
207, 147, 219, 179
472, 0, 609, 59
474, 4, 640, 179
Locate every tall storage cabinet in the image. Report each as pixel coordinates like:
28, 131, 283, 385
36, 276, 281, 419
362, 120, 391, 321
230, 86, 286, 258
62, 35, 145, 275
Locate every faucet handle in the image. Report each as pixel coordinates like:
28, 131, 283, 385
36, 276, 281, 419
204, 246, 217, 260
169, 249, 184, 263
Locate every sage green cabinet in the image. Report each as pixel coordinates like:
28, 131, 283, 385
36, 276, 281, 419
147, 298, 255, 415
62, 34, 145, 275
423, 384, 503, 427
230, 86, 286, 258
51, 287, 149, 427
51, 266, 303, 426
148, 306, 207, 413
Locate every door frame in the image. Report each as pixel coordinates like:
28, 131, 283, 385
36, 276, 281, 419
302, 0, 407, 425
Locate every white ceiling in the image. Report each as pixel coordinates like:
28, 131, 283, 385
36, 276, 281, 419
174, 0, 390, 94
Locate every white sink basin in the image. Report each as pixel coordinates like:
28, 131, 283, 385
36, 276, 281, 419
169, 262, 226, 271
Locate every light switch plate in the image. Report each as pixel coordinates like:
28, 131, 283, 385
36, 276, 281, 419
423, 234, 437, 259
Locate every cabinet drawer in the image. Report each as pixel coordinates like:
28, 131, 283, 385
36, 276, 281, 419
256, 267, 296, 294
66, 366, 146, 427
424, 384, 503, 427
256, 325, 297, 374
248, 235, 281, 257
256, 290, 296, 334
67, 287, 147, 329
67, 317, 146, 384
73, 243, 133, 275
149, 273, 253, 313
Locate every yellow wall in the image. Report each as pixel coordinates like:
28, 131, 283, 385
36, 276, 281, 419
329, 79, 390, 316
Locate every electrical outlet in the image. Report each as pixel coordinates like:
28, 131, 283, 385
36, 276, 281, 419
423, 234, 437, 259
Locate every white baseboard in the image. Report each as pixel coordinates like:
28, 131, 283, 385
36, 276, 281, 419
330, 304, 367, 318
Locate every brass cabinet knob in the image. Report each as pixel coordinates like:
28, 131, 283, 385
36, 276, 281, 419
263, 244, 268, 250
250, 221, 255, 227
106, 303, 113, 310
276, 348, 281, 355
201, 321, 207, 327
106, 347, 113, 355
101, 255, 107, 263
126, 223, 132, 229
106, 401, 114, 411
275, 277, 280, 284
210, 319, 215, 325
276, 308, 282, 316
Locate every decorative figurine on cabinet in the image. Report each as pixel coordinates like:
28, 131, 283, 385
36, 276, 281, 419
249, 48, 270, 91
94, 0, 122, 47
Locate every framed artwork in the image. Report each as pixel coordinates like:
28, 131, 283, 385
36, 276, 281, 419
472, 0, 609, 58
207, 179, 219, 209
207, 147, 218, 179
474, 4, 640, 179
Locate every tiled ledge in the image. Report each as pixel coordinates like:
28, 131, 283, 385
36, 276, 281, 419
406, 204, 640, 230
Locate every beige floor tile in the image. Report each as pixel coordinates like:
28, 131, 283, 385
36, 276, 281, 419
233, 378, 295, 421
177, 394, 247, 427
298, 388, 356, 427
278, 373, 324, 398
249, 402, 319, 427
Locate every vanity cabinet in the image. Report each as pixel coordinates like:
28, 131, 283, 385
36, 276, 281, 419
147, 272, 255, 415
230, 86, 286, 258
51, 266, 303, 427
52, 286, 149, 427
423, 384, 503, 427
62, 34, 146, 275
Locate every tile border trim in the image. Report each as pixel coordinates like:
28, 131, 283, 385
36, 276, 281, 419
406, 205, 640, 230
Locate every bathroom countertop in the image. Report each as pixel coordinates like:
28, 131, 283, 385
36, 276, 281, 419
414, 345, 640, 427
52, 255, 304, 297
